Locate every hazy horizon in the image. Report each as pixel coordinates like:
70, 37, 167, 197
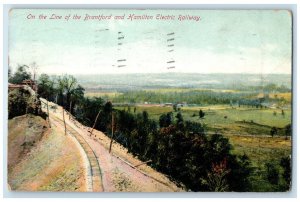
42, 72, 292, 76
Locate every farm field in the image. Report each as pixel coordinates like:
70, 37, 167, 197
115, 105, 291, 130
85, 91, 122, 98
256, 92, 292, 102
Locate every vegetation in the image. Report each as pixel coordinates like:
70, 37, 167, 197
110, 110, 253, 191
199, 109, 205, 119
8, 67, 292, 192
8, 88, 46, 119
37, 74, 85, 114
111, 90, 260, 105
8, 115, 86, 191
9, 65, 31, 84
37, 74, 254, 191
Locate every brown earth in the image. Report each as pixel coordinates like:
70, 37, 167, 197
44, 99, 183, 192
8, 115, 87, 191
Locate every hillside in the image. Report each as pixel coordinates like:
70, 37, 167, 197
7, 82, 182, 192
8, 115, 87, 191
44, 99, 183, 192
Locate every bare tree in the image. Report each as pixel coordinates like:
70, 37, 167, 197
30, 62, 39, 81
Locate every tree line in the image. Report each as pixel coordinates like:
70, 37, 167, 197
110, 90, 289, 106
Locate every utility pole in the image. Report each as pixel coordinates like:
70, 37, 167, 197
134, 160, 152, 168
109, 112, 115, 153
46, 100, 51, 128
90, 109, 101, 136
69, 101, 72, 120
62, 106, 67, 135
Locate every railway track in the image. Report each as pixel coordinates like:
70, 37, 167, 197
51, 113, 180, 192
50, 116, 104, 192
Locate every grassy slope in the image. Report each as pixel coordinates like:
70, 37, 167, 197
8, 115, 86, 191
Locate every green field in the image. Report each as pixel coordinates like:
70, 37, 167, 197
115, 105, 291, 130
85, 92, 122, 98
114, 104, 292, 191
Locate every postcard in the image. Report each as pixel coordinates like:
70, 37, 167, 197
7, 9, 292, 192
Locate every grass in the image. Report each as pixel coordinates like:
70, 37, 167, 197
114, 104, 292, 191
227, 135, 291, 164
227, 134, 291, 191
115, 105, 173, 120
269, 92, 292, 102
85, 92, 122, 98
8, 115, 47, 170
183, 107, 291, 129
256, 92, 292, 102
8, 115, 86, 191
116, 105, 291, 129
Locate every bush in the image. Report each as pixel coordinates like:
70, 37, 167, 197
280, 156, 291, 190
8, 89, 47, 119
265, 162, 279, 185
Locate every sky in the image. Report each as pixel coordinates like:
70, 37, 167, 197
9, 9, 292, 75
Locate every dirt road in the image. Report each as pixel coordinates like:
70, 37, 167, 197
42, 99, 182, 192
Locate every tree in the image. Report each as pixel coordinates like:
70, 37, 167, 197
96, 101, 113, 131
29, 62, 38, 81
159, 112, 172, 128
280, 156, 291, 190
270, 127, 278, 137
69, 84, 85, 114
284, 124, 291, 140
204, 158, 230, 191
9, 65, 31, 84
75, 97, 104, 127
8, 89, 30, 118
265, 162, 279, 185
199, 109, 205, 119
37, 74, 56, 101
175, 112, 184, 129
8, 88, 46, 119
142, 111, 149, 123
8, 66, 12, 80
175, 112, 183, 124
173, 104, 177, 112
57, 74, 78, 109
185, 121, 204, 135
227, 154, 252, 191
